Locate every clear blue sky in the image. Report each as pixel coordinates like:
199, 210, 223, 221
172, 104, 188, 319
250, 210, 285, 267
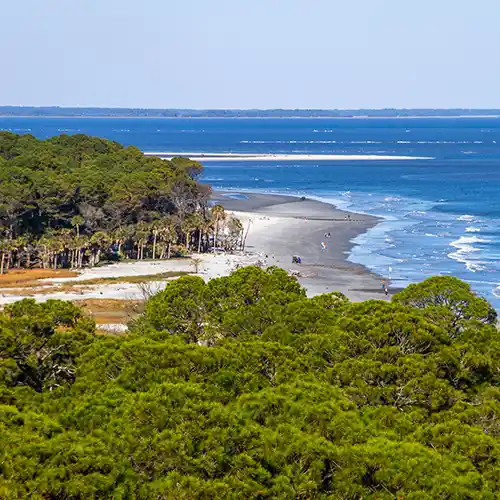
3, 0, 500, 109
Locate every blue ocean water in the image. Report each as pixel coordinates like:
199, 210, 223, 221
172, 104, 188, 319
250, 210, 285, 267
2, 116, 500, 307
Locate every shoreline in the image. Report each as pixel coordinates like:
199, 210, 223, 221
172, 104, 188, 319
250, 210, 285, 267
0, 192, 398, 309
2, 115, 499, 120
213, 191, 398, 300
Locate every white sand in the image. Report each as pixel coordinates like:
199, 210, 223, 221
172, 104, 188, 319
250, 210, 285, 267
145, 152, 433, 161
0, 201, 389, 306
0, 224, 270, 306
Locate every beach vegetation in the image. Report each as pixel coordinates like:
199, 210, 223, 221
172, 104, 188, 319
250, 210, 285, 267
0, 132, 243, 274
2, 269, 500, 497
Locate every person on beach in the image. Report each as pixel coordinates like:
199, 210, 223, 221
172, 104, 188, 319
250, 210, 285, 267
384, 286, 389, 296
381, 279, 386, 291
321, 241, 327, 250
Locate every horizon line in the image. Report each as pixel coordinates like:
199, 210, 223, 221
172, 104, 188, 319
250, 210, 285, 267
2, 105, 500, 112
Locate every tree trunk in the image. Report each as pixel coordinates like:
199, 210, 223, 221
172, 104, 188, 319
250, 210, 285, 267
197, 231, 202, 253
152, 233, 157, 260
185, 232, 190, 250
167, 242, 171, 260
0, 252, 5, 274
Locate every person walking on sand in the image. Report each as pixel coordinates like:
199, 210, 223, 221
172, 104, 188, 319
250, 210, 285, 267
321, 241, 327, 250
384, 286, 389, 297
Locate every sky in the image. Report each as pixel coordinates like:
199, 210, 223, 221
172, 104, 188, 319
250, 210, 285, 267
2, 0, 500, 109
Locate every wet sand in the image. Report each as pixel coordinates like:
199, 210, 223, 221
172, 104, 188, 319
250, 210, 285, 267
213, 192, 399, 301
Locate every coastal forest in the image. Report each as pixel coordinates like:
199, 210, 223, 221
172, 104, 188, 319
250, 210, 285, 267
2, 267, 500, 498
0, 132, 241, 273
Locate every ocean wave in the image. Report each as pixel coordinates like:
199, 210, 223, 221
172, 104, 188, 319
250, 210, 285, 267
240, 140, 338, 144
457, 215, 475, 221
448, 235, 490, 272
407, 210, 427, 217
350, 141, 383, 144
450, 235, 490, 249
384, 196, 401, 202
465, 226, 481, 233
493, 286, 500, 299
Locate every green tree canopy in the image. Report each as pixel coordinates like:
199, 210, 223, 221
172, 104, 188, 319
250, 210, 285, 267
1, 271, 500, 498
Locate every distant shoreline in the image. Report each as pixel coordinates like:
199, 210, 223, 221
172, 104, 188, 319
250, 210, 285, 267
1, 115, 499, 120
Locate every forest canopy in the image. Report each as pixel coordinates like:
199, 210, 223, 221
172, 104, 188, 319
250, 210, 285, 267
0, 132, 241, 272
1, 269, 500, 499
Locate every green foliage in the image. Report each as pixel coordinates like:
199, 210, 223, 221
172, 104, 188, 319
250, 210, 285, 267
1, 270, 500, 498
0, 299, 95, 393
393, 276, 497, 335
0, 132, 242, 272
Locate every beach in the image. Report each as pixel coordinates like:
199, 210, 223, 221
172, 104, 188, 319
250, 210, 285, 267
0, 192, 394, 314
213, 192, 393, 301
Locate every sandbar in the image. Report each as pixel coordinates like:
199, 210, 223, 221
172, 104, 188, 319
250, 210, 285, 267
145, 152, 433, 161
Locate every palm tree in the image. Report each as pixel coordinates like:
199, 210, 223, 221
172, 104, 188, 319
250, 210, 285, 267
211, 204, 226, 250
113, 226, 132, 258
48, 235, 64, 269
181, 216, 198, 251
201, 218, 214, 253
149, 221, 162, 260
193, 214, 205, 254
134, 223, 150, 260
157, 217, 175, 259
75, 235, 89, 268
0, 239, 10, 274
89, 231, 111, 266
71, 215, 84, 238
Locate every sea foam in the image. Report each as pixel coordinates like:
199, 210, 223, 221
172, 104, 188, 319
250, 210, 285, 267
448, 235, 489, 272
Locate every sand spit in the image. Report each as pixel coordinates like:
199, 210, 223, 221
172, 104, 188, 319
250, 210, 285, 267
144, 152, 433, 161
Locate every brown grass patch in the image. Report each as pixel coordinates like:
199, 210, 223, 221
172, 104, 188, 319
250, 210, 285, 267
0, 270, 190, 296
0, 269, 78, 288
75, 298, 144, 325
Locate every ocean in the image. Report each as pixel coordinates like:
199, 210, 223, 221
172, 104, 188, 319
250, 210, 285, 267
2, 116, 500, 307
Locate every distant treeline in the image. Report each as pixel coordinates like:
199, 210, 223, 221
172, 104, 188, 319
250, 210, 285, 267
1, 106, 499, 118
